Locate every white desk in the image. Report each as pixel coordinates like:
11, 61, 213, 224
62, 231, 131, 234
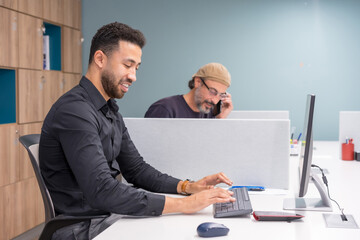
94, 141, 360, 240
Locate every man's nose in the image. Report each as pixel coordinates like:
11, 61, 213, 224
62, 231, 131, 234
127, 70, 136, 82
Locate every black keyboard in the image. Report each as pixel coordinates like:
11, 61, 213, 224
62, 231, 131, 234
213, 187, 253, 218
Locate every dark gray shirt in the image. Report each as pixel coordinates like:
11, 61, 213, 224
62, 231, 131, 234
39, 76, 180, 217
144, 95, 215, 118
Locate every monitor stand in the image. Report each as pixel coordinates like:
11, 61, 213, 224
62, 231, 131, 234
283, 173, 332, 211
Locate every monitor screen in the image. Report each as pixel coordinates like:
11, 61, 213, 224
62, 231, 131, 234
298, 94, 315, 197
283, 94, 332, 211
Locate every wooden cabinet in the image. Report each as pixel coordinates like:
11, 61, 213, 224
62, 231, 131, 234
43, 0, 64, 24
42, 70, 63, 118
0, 0, 17, 10
63, 73, 81, 93
18, 13, 43, 70
18, 70, 44, 123
64, 0, 81, 29
0, 123, 43, 239
63, 26, 82, 73
1, 178, 44, 239
18, 70, 65, 123
0, 124, 19, 187
1, 1, 82, 237
0, 8, 18, 68
18, 0, 43, 17
0, 185, 6, 239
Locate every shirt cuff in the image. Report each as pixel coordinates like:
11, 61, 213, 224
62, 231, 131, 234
145, 193, 166, 216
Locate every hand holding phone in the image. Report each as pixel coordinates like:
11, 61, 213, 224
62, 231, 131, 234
214, 93, 233, 118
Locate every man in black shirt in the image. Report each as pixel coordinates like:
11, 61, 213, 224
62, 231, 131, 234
144, 62, 233, 118
39, 22, 235, 239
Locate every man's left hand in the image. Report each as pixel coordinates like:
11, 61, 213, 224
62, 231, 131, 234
185, 172, 233, 194
216, 93, 233, 119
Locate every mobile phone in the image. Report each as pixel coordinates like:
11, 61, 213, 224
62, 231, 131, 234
229, 186, 265, 191
253, 211, 304, 221
213, 101, 222, 116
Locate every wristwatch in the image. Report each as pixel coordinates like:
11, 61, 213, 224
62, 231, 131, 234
180, 179, 194, 195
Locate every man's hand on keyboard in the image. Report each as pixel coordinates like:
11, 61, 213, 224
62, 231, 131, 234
186, 172, 233, 194
213, 188, 253, 218
178, 188, 236, 214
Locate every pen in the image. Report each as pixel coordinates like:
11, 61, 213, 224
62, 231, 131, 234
297, 133, 302, 141
291, 127, 296, 141
229, 186, 265, 191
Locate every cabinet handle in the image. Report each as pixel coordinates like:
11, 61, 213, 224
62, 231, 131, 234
12, 16, 17, 31
41, 23, 46, 34
38, 24, 45, 37
61, 78, 65, 90
14, 129, 19, 145
40, 76, 46, 90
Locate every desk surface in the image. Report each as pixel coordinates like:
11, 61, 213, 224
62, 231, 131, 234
94, 141, 360, 240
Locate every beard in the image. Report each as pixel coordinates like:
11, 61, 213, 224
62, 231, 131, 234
194, 87, 215, 114
101, 69, 129, 99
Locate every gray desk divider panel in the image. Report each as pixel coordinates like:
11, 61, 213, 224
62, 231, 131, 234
339, 111, 360, 155
124, 118, 290, 189
227, 110, 289, 119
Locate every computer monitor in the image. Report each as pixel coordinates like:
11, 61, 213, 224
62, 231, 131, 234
283, 94, 332, 211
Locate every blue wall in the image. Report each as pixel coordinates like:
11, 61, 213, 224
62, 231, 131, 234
82, 0, 360, 140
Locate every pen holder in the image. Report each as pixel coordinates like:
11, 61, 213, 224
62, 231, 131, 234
290, 140, 299, 156
342, 143, 354, 161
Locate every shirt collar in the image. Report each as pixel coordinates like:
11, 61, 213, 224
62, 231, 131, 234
108, 98, 119, 112
80, 76, 106, 111
79, 76, 119, 113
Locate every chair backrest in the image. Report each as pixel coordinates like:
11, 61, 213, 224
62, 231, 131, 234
19, 134, 55, 223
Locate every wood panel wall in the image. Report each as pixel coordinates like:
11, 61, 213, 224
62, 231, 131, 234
0, 0, 82, 238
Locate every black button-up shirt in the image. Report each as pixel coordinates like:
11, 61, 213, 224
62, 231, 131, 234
39, 76, 180, 216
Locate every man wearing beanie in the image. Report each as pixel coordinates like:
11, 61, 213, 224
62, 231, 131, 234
145, 62, 233, 118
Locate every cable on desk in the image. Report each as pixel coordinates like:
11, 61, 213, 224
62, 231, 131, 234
311, 164, 347, 221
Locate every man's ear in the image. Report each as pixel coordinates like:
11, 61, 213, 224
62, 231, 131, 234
194, 77, 202, 88
93, 50, 107, 69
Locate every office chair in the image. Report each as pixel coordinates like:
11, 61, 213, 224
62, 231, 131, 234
19, 134, 109, 240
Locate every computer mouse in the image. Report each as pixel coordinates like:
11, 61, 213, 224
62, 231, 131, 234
197, 222, 229, 238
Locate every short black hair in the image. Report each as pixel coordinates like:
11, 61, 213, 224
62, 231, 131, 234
88, 22, 146, 64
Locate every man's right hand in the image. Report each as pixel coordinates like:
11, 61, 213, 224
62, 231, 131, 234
162, 188, 235, 214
